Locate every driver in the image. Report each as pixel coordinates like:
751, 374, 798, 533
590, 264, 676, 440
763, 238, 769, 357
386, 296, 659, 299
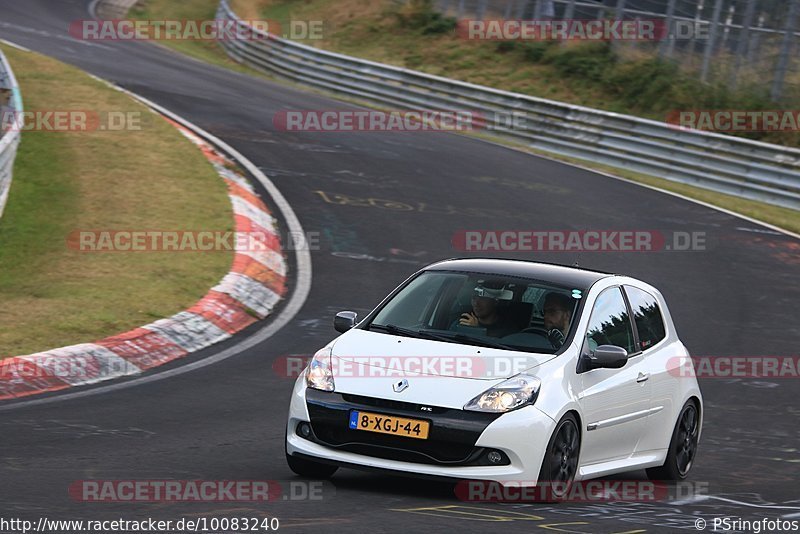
458, 281, 517, 338
543, 292, 573, 349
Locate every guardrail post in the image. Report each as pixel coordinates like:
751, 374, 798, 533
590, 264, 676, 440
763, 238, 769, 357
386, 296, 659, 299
536, 0, 544, 19
563, 0, 576, 20
503, 0, 514, 19
700, 0, 724, 83
720, 3, 735, 52
687, 0, 706, 67
770, 0, 800, 101
730, 0, 757, 88
748, 13, 765, 65
614, 0, 626, 20
658, 0, 677, 59
515, 0, 531, 19
476, 0, 489, 21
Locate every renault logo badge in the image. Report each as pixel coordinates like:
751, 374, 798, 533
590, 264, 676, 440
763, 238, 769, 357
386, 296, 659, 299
393, 379, 409, 393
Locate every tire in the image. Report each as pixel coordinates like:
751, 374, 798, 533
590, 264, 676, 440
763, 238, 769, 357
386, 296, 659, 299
286, 452, 338, 479
646, 400, 700, 481
537, 413, 580, 502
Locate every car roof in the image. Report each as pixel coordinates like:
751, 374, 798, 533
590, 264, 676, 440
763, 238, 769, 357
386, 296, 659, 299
425, 258, 614, 290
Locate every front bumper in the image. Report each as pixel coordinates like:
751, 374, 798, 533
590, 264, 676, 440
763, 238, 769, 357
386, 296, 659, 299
286, 377, 558, 485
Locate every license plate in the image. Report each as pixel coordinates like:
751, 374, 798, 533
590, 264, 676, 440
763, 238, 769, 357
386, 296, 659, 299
349, 410, 430, 440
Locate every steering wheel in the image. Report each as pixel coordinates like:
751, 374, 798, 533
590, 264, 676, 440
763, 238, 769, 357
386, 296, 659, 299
521, 327, 565, 349
521, 327, 550, 337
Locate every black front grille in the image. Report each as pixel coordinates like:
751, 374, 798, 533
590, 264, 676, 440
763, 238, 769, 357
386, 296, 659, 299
341, 393, 449, 414
305, 389, 501, 465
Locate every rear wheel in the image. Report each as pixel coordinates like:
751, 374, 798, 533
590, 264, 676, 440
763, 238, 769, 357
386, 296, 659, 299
646, 400, 699, 481
537, 413, 580, 501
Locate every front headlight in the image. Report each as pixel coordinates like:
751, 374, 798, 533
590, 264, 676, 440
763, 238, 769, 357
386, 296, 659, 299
463, 374, 541, 413
305, 347, 334, 392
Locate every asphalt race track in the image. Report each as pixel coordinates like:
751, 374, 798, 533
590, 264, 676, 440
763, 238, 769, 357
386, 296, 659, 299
0, 1, 798, 532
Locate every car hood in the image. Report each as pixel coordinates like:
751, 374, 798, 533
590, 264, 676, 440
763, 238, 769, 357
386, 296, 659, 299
330, 328, 556, 381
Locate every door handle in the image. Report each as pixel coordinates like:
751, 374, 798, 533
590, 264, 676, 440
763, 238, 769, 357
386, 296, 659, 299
636, 372, 650, 383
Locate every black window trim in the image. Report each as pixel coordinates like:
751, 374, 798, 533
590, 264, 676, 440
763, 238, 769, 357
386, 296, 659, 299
621, 284, 668, 355
361, 268, 594, 356
620, 286, 643, 359
580, 285, 642, 361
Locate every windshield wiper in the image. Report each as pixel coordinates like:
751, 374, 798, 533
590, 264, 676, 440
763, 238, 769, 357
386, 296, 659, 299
369, 324, 516, 350
369, 323, 422, 338
422, 330, 517, 351
369, 324, 456, 344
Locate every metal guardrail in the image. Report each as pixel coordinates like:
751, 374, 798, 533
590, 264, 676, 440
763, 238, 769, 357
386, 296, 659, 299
215, 0, 800, 210
0, 49, 23, 220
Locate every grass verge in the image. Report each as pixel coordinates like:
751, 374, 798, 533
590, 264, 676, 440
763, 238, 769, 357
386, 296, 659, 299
232, 0, 791, 143
0, 45, 233, 357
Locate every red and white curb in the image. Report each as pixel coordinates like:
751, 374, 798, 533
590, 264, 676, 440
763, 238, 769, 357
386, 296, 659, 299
0, 115, 287, 400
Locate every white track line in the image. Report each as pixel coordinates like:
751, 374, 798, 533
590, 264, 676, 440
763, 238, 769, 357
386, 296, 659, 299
0, 86, 312, 412
476, 137, 800, 240
0, 38, 31, 52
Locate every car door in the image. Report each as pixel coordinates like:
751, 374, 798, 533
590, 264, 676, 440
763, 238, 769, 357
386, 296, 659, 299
578, 286, 652, 465
622, 284, 675, 454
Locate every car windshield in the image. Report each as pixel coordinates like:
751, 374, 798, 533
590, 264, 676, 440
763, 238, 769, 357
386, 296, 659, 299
368, 271, 582, 354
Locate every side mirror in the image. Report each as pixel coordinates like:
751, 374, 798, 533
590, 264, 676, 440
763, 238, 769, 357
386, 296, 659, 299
585, 345, 628, 370
334, 311, 358, 333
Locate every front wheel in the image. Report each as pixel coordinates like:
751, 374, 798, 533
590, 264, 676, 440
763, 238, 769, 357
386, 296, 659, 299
537, 413, 580, 501
646, 400, 699, 481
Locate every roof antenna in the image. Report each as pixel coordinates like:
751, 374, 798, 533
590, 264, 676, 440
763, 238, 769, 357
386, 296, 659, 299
572, 261, 580, 268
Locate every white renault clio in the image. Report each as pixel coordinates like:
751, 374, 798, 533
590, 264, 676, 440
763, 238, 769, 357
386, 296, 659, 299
285, 259, 702, 492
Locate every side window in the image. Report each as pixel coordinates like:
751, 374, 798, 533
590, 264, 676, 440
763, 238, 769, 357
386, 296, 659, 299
624, 285, 667, 351
585, 287, 636, 355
